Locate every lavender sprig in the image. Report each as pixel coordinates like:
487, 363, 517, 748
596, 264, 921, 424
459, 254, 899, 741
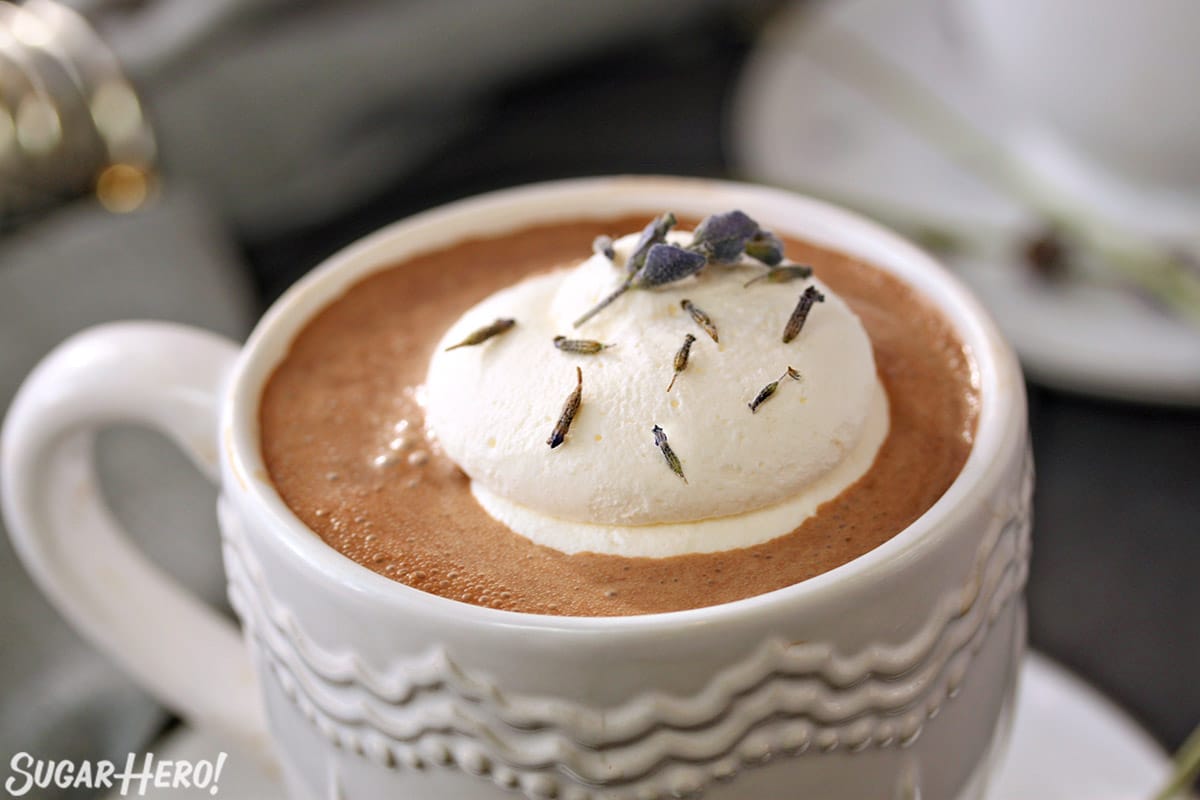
635, 244, 707, 288
744, 264, 814, 288
688, 210, 758, 264
745, 230, 785, 265
572, 244, 706, 327
817, 23, 1200, 325
573, 276, 634, 328
626, 213, 677, 275
574, 209, 793, 327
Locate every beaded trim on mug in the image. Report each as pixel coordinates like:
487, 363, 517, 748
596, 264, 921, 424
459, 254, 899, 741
222, 451, 1032, 800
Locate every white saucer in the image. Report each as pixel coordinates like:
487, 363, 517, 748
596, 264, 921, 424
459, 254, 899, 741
732, 0, 1200, 405
111, 652, 1170, 799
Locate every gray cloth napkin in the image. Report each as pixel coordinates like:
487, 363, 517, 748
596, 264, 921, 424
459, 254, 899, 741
70, 0, 735, 236
0, 189, 253, 793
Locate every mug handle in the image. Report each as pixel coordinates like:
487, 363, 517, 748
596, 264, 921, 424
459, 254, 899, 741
1, 321, 273, 764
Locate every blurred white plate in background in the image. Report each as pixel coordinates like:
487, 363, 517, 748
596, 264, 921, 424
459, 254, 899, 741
732, 0, 1200, 405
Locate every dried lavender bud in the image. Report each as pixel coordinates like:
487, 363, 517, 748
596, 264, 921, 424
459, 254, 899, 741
744, 229, 785, 266
445, 318, 516, 351
547, 367, 583, 449
680, 299, 719, 343
743, 264, 815, 288
553, 335, 613, 354
666, 333, 697, 392
652, 424, 687, 484
627, 212, 677, 275
1023, 229, 1070, 281
689, 210, 759, 264
748, 367, 802, 413
634, 244, 707, 288
782, 287, 825, 343
593, 235, 616, 261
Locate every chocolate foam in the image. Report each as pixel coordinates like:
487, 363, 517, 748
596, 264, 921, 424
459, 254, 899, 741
259, 216, 977, 616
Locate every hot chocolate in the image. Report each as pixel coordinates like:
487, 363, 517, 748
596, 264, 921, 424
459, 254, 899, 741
259, 214, 977, 616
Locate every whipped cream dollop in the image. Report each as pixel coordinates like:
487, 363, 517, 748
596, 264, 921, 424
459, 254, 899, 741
425, 226, 888, 557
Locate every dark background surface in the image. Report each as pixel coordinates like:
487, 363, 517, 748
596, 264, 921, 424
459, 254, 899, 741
240, 10, 1199, 755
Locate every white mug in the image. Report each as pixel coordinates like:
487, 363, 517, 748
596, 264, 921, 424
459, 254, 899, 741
2, 177, 1030, 799
961, 0, 1200, 196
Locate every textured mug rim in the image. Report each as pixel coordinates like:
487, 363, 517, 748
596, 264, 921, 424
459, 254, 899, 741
221, 174, 1025, 633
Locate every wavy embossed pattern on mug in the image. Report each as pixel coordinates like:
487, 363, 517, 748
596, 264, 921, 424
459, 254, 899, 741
221, 451, 1031, 798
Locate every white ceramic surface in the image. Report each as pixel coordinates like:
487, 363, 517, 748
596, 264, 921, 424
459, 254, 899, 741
2, 177, 1029, 799
960, 0, 1200, 198
0, 190, 255, 766
732, 0, 1200, 405
102, 652, 1175, 800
